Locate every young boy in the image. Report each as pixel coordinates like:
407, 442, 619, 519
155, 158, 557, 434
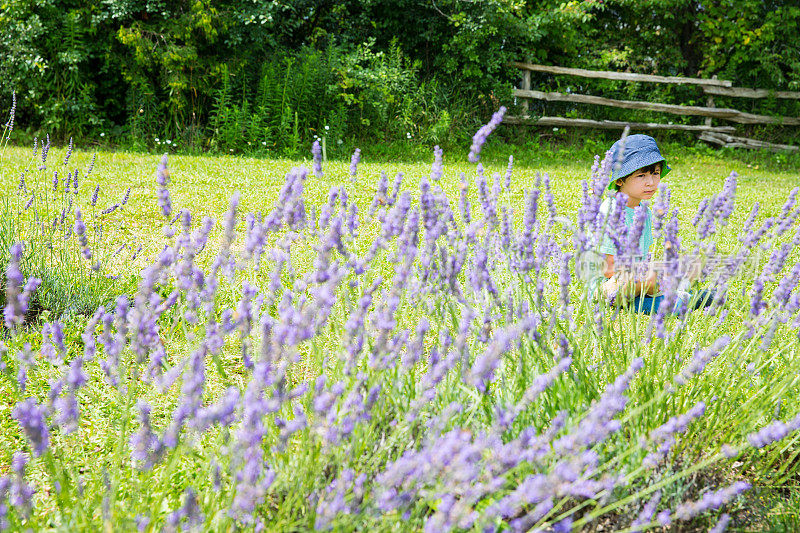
595, 134, 713, 315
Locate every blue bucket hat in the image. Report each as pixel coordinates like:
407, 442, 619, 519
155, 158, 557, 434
606, 134, 671, 190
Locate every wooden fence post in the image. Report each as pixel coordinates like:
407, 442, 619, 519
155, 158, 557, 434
521, 58, 531, 117
705, 75, 717, 128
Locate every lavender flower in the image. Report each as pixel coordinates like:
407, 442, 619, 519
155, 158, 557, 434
673, 482, 750, 520
674, 336, 730, 386
709, 513, 731, 533
74, 209, 93, 260
630, 490, 661, 531
642, 402, 706, 467
468, 318, 537, 393
40, 135, 50, 170
4, 91, 15, 132
559, 252, 572, 314
431, 145, 443, 182
311, 139, 324, 178
3, 452, 35, 519
716, 171, 737, 224
350, 148, 361, 177
167, 488, 203, 531
156, 154, 172, 218
135, 515, 150, 531
41, 321, 67, 365
91, 185, 100, 206
468, 106, 506, 163
555, 358, 644, 453
101, 203, 120, 215
86, 152, 97, 176
53, 392, 80, 434
64, 137, 73, 166
746, 414, 800, 449
130, 400, 163, 469
12, 398, 50, 456
749, 277, 765, 317
4, 244, 41, 331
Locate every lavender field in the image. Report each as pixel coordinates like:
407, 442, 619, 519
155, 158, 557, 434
2, 113, 800, 532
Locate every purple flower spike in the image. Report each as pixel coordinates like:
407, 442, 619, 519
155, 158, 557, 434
674, 336, 730, 386
5, 91, 16, 132
167, 487, 204, 531
130, 400, 163, 469
4, 452, 36, 519
156, 154, 172, 218
312, 139, 323, 178
431, 145, 443, 182
4, 243, 25, 329
555, 358, 644, 453
4, 244, 41, 331
468, 106, 506, 163
350, 148, 361, 177
673, 482, 750, 521
12, 397, 50, 456
709, 513, 731, 533
630, 490, 661, 531
74, 209, 93, 260
746, 414, 800, 449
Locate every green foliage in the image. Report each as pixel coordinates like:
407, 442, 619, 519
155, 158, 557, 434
1, 0, 799, 151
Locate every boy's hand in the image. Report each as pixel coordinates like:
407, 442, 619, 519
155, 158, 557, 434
685, 257, 703, 282
603, 277, 619, 300
644, 269, 658, 295
604, 273, 634, 302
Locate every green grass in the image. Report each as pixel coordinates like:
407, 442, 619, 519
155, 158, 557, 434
1, 138, 800, 531
1, 140, 797, 242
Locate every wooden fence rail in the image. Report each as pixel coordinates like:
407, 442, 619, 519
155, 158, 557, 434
505, 116, 736, 134
512, 89, 800, 125
512, 62, 734, 88
512, 62, 800, 152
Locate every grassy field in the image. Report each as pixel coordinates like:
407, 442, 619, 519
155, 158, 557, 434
2, 137, 800, 531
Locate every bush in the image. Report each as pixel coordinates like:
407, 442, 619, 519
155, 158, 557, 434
0, 116, 137, 322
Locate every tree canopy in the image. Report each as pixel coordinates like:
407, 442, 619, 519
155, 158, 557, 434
1, 0, 798, 148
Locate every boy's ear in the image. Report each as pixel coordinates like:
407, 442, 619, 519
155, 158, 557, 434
615, 178, 624, 188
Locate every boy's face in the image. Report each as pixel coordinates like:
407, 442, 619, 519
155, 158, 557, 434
616, 163, 662, 203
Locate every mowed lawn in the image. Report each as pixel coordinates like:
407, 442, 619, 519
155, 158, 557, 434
1, 142, 797, 253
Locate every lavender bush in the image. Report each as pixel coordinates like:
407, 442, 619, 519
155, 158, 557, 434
2, 109, 800, 532
1, 111, 136, 319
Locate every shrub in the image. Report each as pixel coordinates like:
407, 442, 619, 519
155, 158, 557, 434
1, 107, 137, 322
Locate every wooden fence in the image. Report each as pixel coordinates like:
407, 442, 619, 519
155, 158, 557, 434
509, 62, 800, 152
